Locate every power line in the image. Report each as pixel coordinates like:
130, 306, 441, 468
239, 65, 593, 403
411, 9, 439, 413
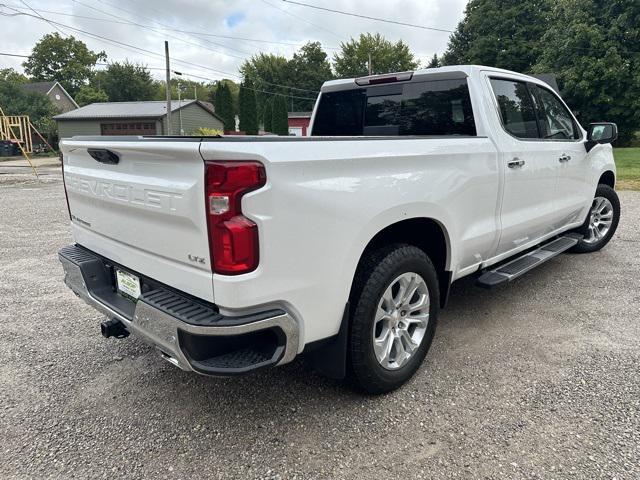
0, 52, 318, 100
261, 0, 343, 40
71, 1, 322, 93
0, 8, 321, 95
281, 0, 454, 33
70, 0, 253, 60
0, 5, 340, 50
19, 0, 67, 36
95, 0, 340, 50
0, 52, 29, 58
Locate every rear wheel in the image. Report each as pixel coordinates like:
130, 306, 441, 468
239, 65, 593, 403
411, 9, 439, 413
348, 244, 439, 394
571, 184, 620, 253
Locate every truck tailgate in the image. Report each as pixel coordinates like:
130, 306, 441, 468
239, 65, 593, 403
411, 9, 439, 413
60, 139, 214, 302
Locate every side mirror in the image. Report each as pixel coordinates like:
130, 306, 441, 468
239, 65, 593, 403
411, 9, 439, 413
586, 122, 618, 152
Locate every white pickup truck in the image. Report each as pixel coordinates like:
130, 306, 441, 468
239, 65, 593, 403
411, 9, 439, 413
59, 65, 620, 393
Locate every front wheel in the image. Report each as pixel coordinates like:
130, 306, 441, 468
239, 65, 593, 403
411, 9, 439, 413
348, 244, 439, 394
571, 184, 620, 253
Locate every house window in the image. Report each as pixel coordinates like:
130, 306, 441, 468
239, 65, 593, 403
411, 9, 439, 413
101, 122, 157, 136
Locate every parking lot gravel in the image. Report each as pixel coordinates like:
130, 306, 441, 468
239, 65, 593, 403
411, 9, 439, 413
1, 167, 639, 479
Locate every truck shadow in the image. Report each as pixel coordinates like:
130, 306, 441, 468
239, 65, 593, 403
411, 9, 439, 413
111, 254, 570, 413
75, 251, 604, 469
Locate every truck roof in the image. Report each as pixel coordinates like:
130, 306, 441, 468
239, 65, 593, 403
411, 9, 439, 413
320, 65, 538, 93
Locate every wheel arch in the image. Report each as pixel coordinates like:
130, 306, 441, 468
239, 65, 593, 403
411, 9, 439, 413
307, 216, 452, 380
599, 170, 615, 188
351, 217, 452, 309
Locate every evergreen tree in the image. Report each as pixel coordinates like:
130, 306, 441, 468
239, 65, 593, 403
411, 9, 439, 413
238, 81, 247, 132
426, 54, 440, 68
271, 95, 289, 136
239, 80, 258, 135
213, 82, 235, 132
263, 99, 273, 133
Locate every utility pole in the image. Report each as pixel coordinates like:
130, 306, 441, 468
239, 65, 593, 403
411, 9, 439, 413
368, 52, 372, 76
178, 83, 184, 135
164, 41, 172, 135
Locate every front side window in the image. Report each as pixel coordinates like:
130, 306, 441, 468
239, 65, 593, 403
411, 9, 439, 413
530, 85, 580, 140
312, 78, 476, 136
490, 78, 539, 139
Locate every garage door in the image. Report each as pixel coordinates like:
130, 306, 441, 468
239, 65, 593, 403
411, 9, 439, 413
101, 122, 157, 136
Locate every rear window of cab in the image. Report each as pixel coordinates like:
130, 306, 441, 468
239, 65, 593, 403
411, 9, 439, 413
312, 78, 477, 137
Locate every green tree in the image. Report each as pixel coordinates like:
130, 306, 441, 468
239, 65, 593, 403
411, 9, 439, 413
271, 95, 288, 136
440, 0, 551, 72
23, 33, 106, 95
153, 78, 214, 102
240, 43, 332, 116
98, 62, 155, 102
262, 99, 273, 132
0, 80, 57, 136
75, 85, 108, 106
287, 42, 333, 111
240, 53, 290, 123
333, 33, 419, 78
426, 54, 440, 68
239, 80, 258, 135
0, 68, 28, 84
238, 80, 247, 131
534, 0, 640, 144
209, 79, 239, 118
213, 81, 235, 132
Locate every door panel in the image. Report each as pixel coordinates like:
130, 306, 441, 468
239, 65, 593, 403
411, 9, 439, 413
497, 141, 561, 254
528, 84, 591, 228
489, 77, 564, 256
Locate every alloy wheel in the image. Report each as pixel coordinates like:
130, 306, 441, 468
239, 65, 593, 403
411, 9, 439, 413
584, 196, 614, 244
372, 272, 430, 370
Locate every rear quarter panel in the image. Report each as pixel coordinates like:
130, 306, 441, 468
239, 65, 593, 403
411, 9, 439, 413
200, 138, 500, 347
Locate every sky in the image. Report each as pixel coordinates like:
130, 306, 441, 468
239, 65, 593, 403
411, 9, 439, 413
0, 0, 468, 84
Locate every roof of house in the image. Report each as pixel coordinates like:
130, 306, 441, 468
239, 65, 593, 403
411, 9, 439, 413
21, 81, 79, 108
288, 111, 312, 119
54, 100, 222, 121
21, 81, 58, 95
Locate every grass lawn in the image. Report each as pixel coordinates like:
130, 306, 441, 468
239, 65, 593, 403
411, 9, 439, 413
614, 147, 640, 190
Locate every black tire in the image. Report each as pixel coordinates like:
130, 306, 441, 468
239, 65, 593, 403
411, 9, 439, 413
570, 184, 620, 253
348, 244, 439, 394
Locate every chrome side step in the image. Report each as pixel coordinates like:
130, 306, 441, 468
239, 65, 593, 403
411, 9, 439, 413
476, 233, 582, 289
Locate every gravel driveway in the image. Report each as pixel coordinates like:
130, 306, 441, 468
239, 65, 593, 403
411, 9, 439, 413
1, 168, 638, 479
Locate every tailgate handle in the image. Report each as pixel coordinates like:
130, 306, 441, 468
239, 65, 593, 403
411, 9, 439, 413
87, 148, 120, 165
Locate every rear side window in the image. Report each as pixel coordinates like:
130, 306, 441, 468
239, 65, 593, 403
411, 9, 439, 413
490, 79, 539, 139
312, 89, 366, 136
312, 78, 476, 136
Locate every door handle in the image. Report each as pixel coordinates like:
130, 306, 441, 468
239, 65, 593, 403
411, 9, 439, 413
508, 158, 525, 168
559, 153, 572, 163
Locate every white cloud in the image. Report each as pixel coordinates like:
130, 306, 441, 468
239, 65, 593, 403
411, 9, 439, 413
0, 0, 467, 83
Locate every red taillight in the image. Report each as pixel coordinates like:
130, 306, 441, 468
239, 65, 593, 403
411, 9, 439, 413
204, 161, 266, 275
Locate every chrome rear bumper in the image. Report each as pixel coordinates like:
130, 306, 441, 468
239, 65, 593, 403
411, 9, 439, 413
58, 245, 299, 375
